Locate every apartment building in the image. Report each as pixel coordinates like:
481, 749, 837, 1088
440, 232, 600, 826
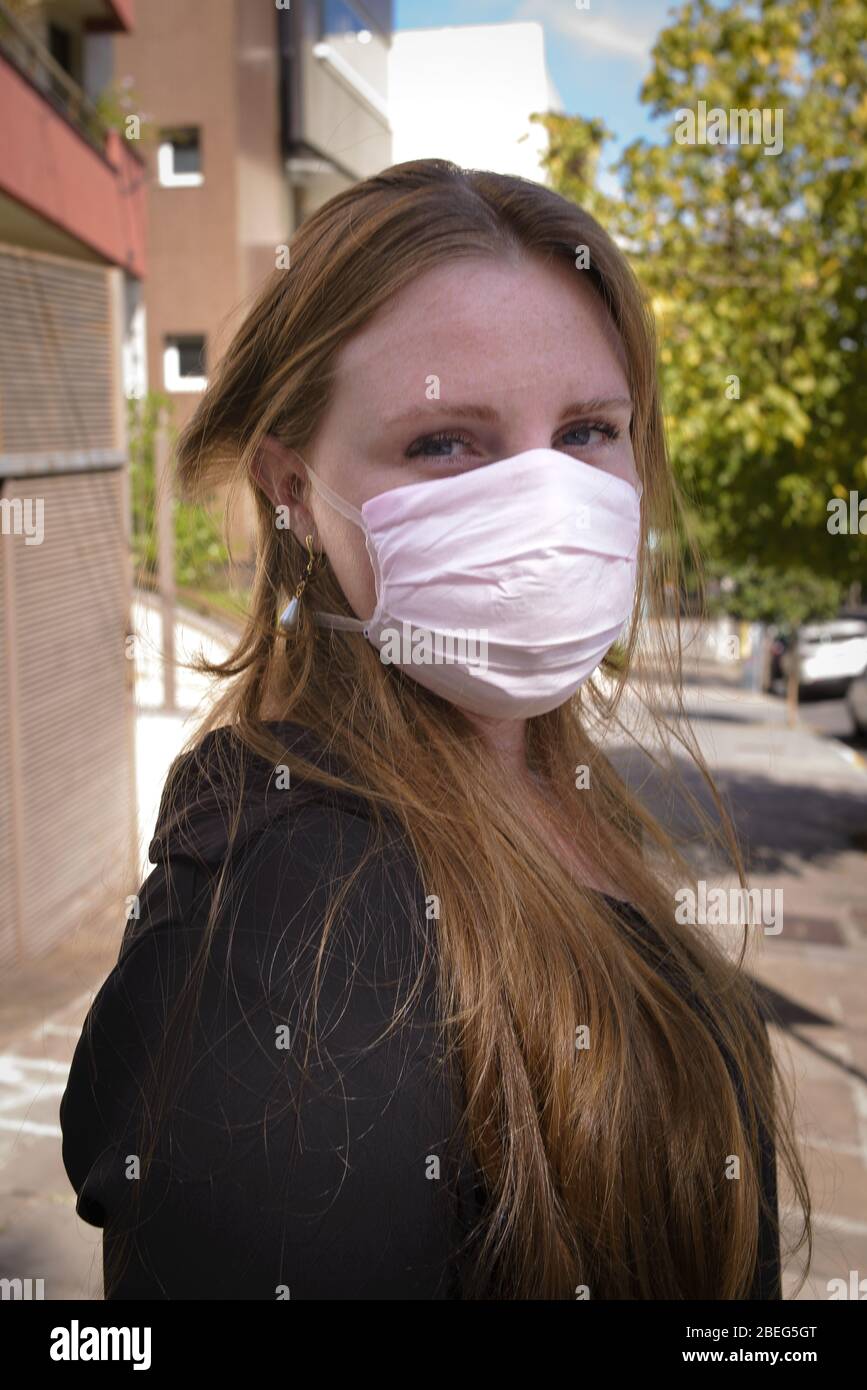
114, 0, 393, 439
0, 0, 145, 966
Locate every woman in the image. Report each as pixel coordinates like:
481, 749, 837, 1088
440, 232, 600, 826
60, 159, 810, 1300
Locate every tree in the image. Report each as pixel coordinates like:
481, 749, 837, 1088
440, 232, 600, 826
536, 0, 867, 596
128, 393, 227, 590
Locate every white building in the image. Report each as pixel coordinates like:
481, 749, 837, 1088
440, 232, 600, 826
389, 23, 563, 181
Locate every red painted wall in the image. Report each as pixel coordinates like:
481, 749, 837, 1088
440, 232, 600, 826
0, 54, 146, 277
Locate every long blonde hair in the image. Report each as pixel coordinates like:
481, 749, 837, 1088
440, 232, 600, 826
119, 159, 810, 1299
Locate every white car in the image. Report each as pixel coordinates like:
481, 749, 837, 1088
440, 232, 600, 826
847, 669, 867, 734
782, 617, 867, 690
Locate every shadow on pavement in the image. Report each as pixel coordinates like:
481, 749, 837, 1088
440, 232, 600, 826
611, 745, 867, 875
753, 980, 867, 1089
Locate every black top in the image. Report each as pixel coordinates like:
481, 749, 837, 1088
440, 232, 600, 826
59, 721, 782, 1300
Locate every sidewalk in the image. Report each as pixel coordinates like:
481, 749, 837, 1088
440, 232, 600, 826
642, 657, 867, 1298
0, 628, 864, 1300
665, 661, 867, 944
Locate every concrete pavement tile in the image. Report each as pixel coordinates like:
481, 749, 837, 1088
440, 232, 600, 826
794, 1077, 865, 1151
779, 1144, 867, 1227
766, 1029, 854, 1087
784, 1223, 867, 1301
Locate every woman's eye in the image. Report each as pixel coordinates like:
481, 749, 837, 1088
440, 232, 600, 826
561, 421, 620, 449
405, 431, 476, 460
405, 421, 621, 460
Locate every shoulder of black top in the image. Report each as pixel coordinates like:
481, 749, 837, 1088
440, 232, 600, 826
147, 719, 377, 871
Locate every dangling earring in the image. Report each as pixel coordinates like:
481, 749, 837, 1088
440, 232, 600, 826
279, 534, 319, 628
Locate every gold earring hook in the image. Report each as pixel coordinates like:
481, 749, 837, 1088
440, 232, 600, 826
295, 534, 317, 598
279, 534, 321, 630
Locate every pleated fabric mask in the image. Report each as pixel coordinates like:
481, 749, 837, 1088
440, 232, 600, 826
287, 447, 642, 719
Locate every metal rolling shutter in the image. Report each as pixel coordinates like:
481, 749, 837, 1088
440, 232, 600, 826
0, 247, 115, 458
0, 248, 134, 967
0, 540, 14, 967
1, 470, 133, 964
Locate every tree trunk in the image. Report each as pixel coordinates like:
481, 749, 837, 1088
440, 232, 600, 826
786, 643, 800, 727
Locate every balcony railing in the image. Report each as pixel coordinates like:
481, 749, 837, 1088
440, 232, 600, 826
0, 0, 109, 155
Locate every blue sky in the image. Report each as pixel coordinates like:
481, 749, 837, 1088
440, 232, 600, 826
395, 0, 684, 160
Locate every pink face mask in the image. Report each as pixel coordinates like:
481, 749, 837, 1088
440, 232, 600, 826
287, 448, 642, 720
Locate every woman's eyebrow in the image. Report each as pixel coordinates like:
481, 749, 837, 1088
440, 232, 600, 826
557, 397, 633, 419
384, 397, 633, 426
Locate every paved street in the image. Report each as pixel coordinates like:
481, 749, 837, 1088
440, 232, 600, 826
0, 622, 864, 1301
795, 688, 867, 747
631, 662, 867, 1299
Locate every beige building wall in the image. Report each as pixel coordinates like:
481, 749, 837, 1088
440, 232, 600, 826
234, 0, 290, 307
114, 1, 255, 556
114, 0, 393, 565
114, 0, 243, 440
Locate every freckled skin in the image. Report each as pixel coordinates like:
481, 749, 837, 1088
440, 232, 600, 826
253, 254, 639, 773
257, 255, 638, 621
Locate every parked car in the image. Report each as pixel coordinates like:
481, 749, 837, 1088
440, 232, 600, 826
780, 613, 867, 694
847, 667, 867, 735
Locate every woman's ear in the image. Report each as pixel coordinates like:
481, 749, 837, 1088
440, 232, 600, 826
251, 435, 319, 548
250, 434, 303, 509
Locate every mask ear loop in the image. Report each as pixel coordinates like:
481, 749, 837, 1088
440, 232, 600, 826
280, 463, 379, 636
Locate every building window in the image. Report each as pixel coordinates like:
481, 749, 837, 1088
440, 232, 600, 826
46, 22, 83, 107
48, 23, 74, 76
163, 336, 207, 393
157, 128, 203, 187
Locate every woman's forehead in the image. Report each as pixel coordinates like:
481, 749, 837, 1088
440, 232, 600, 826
332, 257, 629, 405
